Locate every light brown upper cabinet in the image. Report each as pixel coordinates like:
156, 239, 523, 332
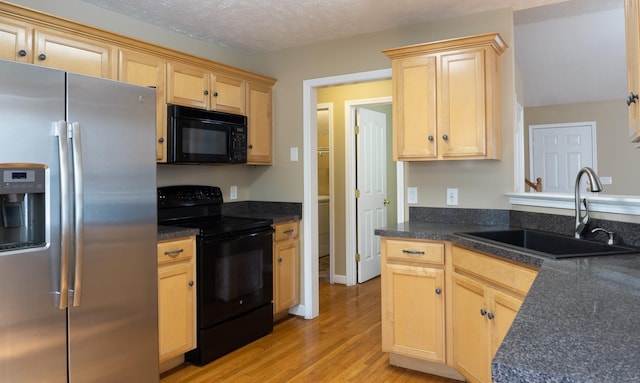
167, 61, 245, 115
246, 81, 273, 165
118, 49, 167, 162
0, 16, 31, 62
383, 33, 507, 161
625, 0, 640, 142
0, 15, 112, 78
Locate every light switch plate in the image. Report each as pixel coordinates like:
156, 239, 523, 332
407, 187, 418, 204
230, 185, 238, 200
290, 147, 299, 162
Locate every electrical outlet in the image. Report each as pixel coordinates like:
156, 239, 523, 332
600, 176, 612, 185
407, 187, 418, 204
446, 188, 458, 206
230, 185, 238, 200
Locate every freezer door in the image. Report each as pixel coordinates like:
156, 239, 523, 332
0, 61, 68, 381
66, 74, 159, 382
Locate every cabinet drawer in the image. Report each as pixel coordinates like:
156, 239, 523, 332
157, 237, 194, 265
274, 221, 299, 241
384, 238, 444, 265
452, 246, 537, 296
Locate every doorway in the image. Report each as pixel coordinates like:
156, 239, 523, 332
317, 103, 334, 284
300, 69, 404, 319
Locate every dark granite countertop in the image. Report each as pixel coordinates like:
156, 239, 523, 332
157, 225, 199, 241
375, 222, 640, 383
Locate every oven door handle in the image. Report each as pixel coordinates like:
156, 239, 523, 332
241, 228, 275, 238
205, 227, 274, 242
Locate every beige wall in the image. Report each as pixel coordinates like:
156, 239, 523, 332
250, 8, 516, 209
318, 81, 393, 276
524, 100, 640, 196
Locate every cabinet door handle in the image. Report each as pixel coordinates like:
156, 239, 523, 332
427, 135, 434, 141
213, 91, 219, 97
204, 90, 209, 95
283, 229, 295, 234
278, 257, 283, 263
442, 134, 449, 141
435, 288, 442, 295
487, 312, 495, 320
158, 137, 165, 143
18, 49, 27, 57
480, 308, 487, 316
38, 53, 46, 61
164, 249, 184, 257
627, 92, 639, 106
188, 280, 194, 286
402, 249, 425, 255
248, 144, 253, 149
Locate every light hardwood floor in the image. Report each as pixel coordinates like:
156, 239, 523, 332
160, 278, 459, 382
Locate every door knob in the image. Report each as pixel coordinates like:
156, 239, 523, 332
383, 199, 390, 206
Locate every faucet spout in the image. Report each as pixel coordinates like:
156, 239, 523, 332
574, 167, 603, 239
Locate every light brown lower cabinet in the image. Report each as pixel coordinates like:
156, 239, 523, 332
380, 237, 538, 382
157, 236, 197, 365
273, 220, 300, 319
451, 245, 538, 383
381, 238, 446, 362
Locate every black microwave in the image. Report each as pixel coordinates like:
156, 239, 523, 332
167, 104, 248, 164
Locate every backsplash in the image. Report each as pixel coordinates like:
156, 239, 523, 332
410, 207, 640, 247
223, 201, 302, 218
409, 207, 509, 225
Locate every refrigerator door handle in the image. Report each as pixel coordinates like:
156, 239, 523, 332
70, 122, 85, 307
54, 121, 70, 310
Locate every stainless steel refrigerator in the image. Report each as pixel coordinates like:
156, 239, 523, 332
0, 59, 159, 382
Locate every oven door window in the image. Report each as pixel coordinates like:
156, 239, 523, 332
198, 230, 273, 328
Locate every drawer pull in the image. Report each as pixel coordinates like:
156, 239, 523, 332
164, 249, 184, 257
283, 229, 295, 234
402, 249, 425, 255
435, 288, 442, 295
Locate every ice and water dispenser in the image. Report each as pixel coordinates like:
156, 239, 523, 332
0, 164, 46, 252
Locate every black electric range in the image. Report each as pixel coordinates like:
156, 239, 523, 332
157, 185, 274, 366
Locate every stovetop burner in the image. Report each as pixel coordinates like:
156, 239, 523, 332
157, 185, 272, 237
164, 215, 272, 237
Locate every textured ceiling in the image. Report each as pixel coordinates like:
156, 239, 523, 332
80, 0, 578, 54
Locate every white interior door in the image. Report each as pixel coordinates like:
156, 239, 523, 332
356, 107, 387, 283
530, 122, 596, 193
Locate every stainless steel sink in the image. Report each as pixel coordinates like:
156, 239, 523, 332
455, 229, 640, 259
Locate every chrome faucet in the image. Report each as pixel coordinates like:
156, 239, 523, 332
574, 167, 603, 239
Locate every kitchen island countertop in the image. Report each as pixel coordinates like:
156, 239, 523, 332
375, 221, 640, 383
